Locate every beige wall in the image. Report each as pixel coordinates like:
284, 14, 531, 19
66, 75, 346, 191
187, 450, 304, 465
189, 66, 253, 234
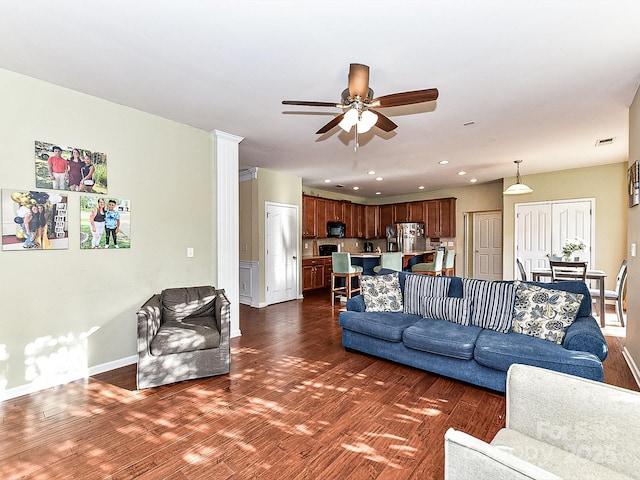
625, 86, 640, 383
502, 163, 628, 288
0, 68, 217, 395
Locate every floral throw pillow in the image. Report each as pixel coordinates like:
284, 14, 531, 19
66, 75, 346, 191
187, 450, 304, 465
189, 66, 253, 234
361, 273, 403, 312
512, 281, 584, 344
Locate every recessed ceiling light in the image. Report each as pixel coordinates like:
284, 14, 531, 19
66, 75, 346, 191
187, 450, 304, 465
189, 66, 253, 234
367, 170, 376, 175
470, 178, 478, 183
375, 192, 381, 195
324, 179, 331, 183
376, 177, 383, 181
458, 171, 467, 176
353, 186, 360, 190
418, 186, 425, 190
439, 160, 449, 165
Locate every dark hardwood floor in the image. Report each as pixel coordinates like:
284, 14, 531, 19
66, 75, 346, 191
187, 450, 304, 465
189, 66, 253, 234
1, 289, 636, 479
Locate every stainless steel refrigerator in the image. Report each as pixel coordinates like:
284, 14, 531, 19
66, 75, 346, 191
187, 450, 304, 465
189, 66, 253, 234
386, 222, 426, 253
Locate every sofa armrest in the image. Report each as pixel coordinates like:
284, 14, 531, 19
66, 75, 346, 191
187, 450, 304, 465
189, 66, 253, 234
506, 364, 640, 477
214, 288, 231, 345
137, 294, 162, 356
345, 294, 366, 312
562, 315, 608, 361
444, 428, 560, 480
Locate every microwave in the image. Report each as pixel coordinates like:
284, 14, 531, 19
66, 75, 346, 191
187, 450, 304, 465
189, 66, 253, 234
327, 221, 346, 238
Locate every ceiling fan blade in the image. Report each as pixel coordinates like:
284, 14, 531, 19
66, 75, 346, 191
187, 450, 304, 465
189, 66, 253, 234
316, 113, 345, 134
370, 88, 439, 108
282, 100, 339, 107
348, 63, 370, 99
370, 110, 398, 132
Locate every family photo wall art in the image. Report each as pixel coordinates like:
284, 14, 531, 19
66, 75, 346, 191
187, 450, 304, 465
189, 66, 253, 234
80, 196, 131, 249
1, 189, 69, 251
34, 140, 108, 194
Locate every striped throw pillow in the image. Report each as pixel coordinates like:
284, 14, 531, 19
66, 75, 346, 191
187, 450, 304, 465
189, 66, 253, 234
404, 274, 452, 315
461, 278, 516, 333
421, 296, 473, 326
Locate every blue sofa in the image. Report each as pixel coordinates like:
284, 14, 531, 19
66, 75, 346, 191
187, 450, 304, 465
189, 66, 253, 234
338, 271, 608, 392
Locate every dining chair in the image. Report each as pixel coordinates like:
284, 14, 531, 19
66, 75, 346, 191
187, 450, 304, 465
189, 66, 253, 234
516, 258, 527, 281
549, 260, 588, 282
411, 250, 444, 276
331, 252, 363, 306
590, 259, 627, 326
373, 252, 404, 273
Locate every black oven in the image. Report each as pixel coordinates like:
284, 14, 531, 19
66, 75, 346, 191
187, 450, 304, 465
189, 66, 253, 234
327, 221, 346, 238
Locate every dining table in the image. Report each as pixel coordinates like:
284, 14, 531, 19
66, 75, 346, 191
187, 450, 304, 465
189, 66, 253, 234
530, 268, 607, 327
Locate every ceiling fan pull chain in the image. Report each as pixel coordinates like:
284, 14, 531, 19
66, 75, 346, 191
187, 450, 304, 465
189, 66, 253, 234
355, 124, 359, 151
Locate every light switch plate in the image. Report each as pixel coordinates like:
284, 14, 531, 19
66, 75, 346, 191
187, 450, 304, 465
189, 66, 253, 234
187, 247, 194, 258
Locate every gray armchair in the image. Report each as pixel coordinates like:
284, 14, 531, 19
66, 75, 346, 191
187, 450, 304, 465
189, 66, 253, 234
136, 286, 230, 389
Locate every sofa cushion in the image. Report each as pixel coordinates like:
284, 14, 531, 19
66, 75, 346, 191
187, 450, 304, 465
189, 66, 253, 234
360, 272, 403, 312
462, 278, 516, 333
403, 318, 482, 360
421, 296, 473, 326
404, 274, 452, 315
150, 315, 221, 355
161, 286, 216, 323
512, 281, 583, 344
338, 311, 420, 342
474, 329, 603, 378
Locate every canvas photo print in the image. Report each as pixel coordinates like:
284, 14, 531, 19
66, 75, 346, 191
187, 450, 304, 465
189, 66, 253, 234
35, 140, 108, 194
80, 196, 130, 249
1, 189, 69, 251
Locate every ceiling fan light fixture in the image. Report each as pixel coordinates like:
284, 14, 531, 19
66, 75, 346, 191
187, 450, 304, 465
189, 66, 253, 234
339, 108, 359, 132
503, 160, 533, 195
357, 110, 378, 133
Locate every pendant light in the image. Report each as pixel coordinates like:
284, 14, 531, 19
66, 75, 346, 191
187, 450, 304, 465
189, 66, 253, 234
503, 160, 533, 195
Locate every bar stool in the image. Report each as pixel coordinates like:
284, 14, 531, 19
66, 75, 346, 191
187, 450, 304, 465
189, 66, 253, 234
411, 249, 444, 276
373, 252, 404, 273
442, 250, 456, 276
331, 252, 363, 306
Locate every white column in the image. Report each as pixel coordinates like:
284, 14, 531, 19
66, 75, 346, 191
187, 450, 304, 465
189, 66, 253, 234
212, 130, 243, 338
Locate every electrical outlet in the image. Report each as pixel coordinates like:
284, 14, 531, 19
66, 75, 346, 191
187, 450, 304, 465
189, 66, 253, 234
304, 242, 308, 249
355, 242, 358, 247
631, 243, 637, 257
187, 247, 194, 257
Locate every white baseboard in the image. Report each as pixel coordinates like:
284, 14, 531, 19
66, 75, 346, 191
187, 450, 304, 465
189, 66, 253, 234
0, 355, 137, 402
622, 347, 640, 389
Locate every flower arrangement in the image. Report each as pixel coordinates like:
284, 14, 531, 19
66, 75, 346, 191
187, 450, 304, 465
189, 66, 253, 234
562, 237, 587, 260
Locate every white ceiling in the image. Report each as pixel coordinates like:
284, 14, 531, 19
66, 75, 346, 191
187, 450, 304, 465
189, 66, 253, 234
1, 0, 639, 198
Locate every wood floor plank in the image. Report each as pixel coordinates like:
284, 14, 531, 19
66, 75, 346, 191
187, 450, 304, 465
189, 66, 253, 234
0, 290, 636, 480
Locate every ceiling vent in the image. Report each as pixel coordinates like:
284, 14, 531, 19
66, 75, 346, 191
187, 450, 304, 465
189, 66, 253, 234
595, 137, 615, 146
335, 184, 345, 188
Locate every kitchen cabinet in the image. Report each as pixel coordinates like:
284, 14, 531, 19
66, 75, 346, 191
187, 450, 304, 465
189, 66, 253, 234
344, 203, 362, 238
393, 203, 411, 223
325, 199, 345, 222
302, 257, 331, 291
302, 195, 317, 238
316, 198, 328, 238
354, 204, 365, 238
364, 205, 380, 239
379, 205, 394, 234
408, 201, 426, 223
426, 197, 456, 238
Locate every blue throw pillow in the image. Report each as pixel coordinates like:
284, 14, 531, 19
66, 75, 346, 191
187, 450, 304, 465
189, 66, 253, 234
421, 296, 473, 326
403, 274, 452, 315
461, 278, 516, 333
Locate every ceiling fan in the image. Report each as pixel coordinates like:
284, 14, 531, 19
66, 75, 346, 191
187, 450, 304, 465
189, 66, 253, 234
282, 63, 439, 149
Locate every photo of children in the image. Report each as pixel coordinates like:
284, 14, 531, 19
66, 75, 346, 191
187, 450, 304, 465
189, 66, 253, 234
35, 140, 108, 194
1, 189, 69, 251
80, 196, 130, 249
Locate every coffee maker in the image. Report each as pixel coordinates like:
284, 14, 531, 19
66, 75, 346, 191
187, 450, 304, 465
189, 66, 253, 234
364, 242, 374, 252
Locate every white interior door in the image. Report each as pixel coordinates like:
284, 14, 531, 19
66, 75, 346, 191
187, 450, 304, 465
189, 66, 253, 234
265, 202, 298, 305
473, 211, 503, 281
515, 199, 594, 279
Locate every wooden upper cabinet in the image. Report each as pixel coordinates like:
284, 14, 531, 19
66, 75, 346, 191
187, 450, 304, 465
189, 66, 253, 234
364, 205, 380, 239
425, 197, 456, 238
408, 201, 426, 223
393, 203, 411, 223
316, 198, 328, 238
302, 195, 317, 238
379, 205, 394, 232
344, 203, 355, 238
354, 204, 365, 238
325, 199, 345, 222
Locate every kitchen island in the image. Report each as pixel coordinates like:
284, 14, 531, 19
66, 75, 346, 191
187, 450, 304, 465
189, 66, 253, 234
350, 251, 436, 274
